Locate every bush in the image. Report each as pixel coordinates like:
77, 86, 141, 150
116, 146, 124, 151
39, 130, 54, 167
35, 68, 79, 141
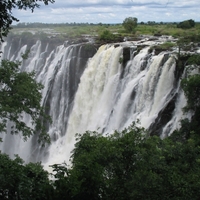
177, 19, 195, 29
99, 30, 115, 41
0, 153, 53, 200
150, 42, 176, 55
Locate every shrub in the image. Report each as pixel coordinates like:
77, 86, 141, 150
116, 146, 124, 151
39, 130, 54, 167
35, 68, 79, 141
177, 19, 195, 29
99, 30, 115, 41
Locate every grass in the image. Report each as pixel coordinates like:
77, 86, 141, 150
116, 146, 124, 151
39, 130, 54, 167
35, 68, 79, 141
11, 22, 200, 41
135, 23, 200, 38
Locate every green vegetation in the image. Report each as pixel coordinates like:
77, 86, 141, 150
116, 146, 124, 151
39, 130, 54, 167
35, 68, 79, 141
2, 111, 200, 199
10, 21, 200, 43
58, 123, 200, 200
182, 74, 200, 112
98, 30, 123, 43
99, 30, 115, 41
136, 22, 200, 38
119, 57, 124, 64
0, 1, 53, 198
150, 42, 176, 55
187, 54, 200, 66
0, 153, 53, 200
158, 42, 176, 49
177, 19, 195, 29
0, 59, 51, 144
122, 17, 138, 33
177, 34, 200, 53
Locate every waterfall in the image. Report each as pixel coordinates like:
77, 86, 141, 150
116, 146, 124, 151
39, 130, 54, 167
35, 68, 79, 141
0, 35, 97, 163
0, 35, 187, 169
65, 46, 185, 137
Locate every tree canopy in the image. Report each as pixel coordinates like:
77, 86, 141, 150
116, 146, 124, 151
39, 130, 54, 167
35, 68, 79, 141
49, 122, 200, 200
0, 0, 54, 143
0, 153, 53, 200
177, 19, 195, 29
0, 0, 55, 41
122, 17, 138, 33
0, 59, 51, 144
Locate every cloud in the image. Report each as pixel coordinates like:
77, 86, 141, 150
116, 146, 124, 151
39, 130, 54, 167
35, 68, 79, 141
12, 0, 200, 24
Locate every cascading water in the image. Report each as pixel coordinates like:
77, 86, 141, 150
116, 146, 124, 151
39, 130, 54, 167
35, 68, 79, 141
0, 34, 97, 163
0, 34, 188, 169
65, 45, 183, 139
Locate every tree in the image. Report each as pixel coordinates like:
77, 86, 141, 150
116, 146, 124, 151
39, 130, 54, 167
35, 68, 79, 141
50, 123, 200, 200
0, 0, 55, 144
99, 30, 115, 41
0, 153, 53, 200
174, 72, 200, 142
0, 1, 53, 198
122, 17, 138, 33
0, 59, 51, 144
177, 19, 195, 29
0, 0, 55, 41
181, 74, 200, 112
50, 163, 72, 200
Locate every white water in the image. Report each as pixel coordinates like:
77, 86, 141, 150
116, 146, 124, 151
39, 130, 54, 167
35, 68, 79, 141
0, 38, 95, 163
42, 44, 187, 169
0, 37, 187, 169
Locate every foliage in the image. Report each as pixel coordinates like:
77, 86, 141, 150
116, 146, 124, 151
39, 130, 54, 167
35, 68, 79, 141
0, 153, 53, 200
0, 59, 51, 144
181, 74, 200, 112
122, 17, 138, 33
180, 73, 200, 138
178, 34, 200, 45
151, 42, 176, 55
119, 57, 123, 64
99, 30, 116, 42
1, 120, 200, 200
177, 19, 195, 29
160, 42, 176, 49
173, 56, 200, 143
187, 54, 200, 66
49, 123, 200, 200
50, 163, 72, 200
9, 22, 200, 42
1, 122, 200, 199
177, 34, 200, 53
0, 0, 55, 41
83, 43, 95, 52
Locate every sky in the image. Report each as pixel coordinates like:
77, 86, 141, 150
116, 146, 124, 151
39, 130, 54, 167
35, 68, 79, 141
13, 0, 200, 24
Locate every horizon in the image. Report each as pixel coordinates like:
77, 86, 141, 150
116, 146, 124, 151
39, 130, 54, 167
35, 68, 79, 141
12, 20, 200, 26
12, 0, 200, 25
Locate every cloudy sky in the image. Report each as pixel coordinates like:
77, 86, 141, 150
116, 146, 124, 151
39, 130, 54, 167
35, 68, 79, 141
13, 0, 200, 24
